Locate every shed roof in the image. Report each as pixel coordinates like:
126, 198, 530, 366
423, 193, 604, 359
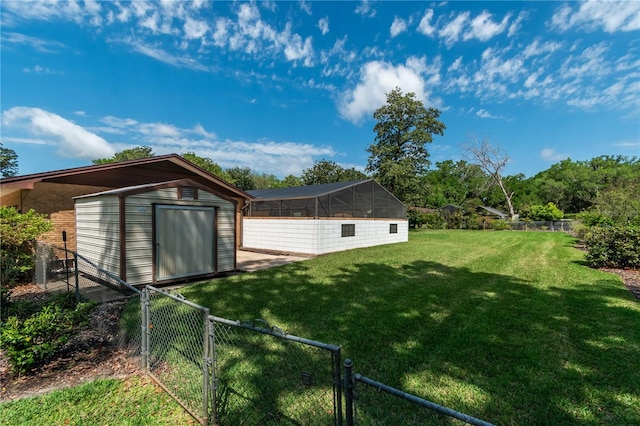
73, 178, 238, 204
0, 154, 252, 200
248, 179, 373, 200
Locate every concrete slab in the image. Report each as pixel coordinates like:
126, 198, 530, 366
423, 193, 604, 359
236, 249, 313, 272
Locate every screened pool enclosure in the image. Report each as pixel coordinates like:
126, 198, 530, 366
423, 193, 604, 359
246, 179, 406, 219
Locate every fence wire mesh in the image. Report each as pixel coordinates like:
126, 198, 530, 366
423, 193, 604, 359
145, 287, 210, 425
210, 317, 341, 425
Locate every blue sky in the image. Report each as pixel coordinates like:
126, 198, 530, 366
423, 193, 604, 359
1, 1, 639, 179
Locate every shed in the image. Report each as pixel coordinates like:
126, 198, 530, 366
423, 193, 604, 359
242, 179, 408, 255
74, 179, 236, 286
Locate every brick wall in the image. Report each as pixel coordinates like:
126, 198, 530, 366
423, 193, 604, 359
20, 182, 111, 214
40, 210, 77, 250
1, 182, 111, 251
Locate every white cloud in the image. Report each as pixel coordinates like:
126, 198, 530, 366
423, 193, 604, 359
124, 38, 210, 71
464, 11, 511, 42
475, 109, 505, 120
522, 38, 563, 58
508, 11, 527, 37
541, 148, 569, 162
339, 57, 441, 123
1, 107, 115, 159
299, 0, 312, 15
390, 17, 408, 38
417, 9, 436, 36
448, 56, 463, 72
1, 32, 67, 53
550, 0, 640, 33
355, 0, 376, 18
440, 12, 470, 47
183, 17, 209, 39
318, 17, 329, 35
23, 65, 55, 74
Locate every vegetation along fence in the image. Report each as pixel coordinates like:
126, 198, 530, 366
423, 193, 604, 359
48, 249, 494, 425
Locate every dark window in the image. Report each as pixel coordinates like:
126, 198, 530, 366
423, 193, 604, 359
390, 223, 398, 234
341, 224, 355, 237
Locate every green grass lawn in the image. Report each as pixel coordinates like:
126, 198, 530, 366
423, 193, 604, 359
0, 375, 195, 425
177, 230, 640, 425
2, 230, 638, 425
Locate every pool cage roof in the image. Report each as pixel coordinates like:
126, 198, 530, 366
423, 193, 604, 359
246, 179, 407, 219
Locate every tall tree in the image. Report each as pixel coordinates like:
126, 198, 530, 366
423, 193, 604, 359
181, 152, 231, 181
367, 87, 445, 205
0, 144, 19, 177
226, 166, 255, 191
425, 160, 488, 207
463, 133, 516, 219
301, 159, 367, 186
92, 146, 154, 164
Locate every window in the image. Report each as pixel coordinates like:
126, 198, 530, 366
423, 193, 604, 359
341, 224, 355, 237
390, 224, 398, 234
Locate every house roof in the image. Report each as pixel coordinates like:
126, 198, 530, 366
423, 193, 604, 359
248, 179, 374, 200
478, 205, 508, 218
0, 154, 252, 200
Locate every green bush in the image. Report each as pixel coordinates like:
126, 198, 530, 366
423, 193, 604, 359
521, 202, 564, 221
0, 293, 96, 375
584, 226, 640, 269
491, 220, 511, 231
0, 207, 53, 287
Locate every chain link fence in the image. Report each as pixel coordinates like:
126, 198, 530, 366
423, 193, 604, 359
509, 220, 573, 232
343, 359, 494, 426
210, 316, 342, 425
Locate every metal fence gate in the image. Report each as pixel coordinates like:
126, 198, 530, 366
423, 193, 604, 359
210, 316, 342, 425
141, 286, 342, 425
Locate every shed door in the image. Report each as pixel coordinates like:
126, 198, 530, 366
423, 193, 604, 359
156, 205, 215, 281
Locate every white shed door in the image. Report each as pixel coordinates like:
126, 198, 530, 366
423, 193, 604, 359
156, 205, 215, 281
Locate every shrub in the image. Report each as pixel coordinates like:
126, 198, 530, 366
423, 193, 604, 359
491, 220, 511, 231
0, 293, 96, 375
584, 226, 640, 269
0, 207, 53, 287
522, 202, 564, 221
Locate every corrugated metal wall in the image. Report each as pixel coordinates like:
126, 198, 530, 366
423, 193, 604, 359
76, 186, 235, 286
76, 195, 122, 275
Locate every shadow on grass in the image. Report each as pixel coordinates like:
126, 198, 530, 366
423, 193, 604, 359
179, 257, 640, 425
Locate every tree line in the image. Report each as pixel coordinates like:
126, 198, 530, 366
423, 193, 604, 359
2, 88, 638, 226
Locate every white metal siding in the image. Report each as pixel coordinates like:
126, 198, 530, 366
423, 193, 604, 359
76, 186, 236, 286
242, 218, 408, 255
75, 196, 121, 274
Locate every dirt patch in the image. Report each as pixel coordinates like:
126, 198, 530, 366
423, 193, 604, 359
600, 268, 640, 299
1, 287, 140, 402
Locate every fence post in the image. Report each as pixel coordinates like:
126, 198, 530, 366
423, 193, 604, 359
140, 288, 149, 371
344, 358, 354, 426
202, 308, 210, 426
208, 317, 218, 425
73, 252, 80, 303
334, 349, 343, 426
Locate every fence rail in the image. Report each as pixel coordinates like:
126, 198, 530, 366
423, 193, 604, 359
43, 247, 494, 425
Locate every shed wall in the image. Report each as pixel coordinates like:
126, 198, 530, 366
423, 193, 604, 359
76, 187, 235, 286
242, 218, 408, 255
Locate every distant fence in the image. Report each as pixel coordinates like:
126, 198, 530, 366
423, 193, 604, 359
509, 220, 573, 232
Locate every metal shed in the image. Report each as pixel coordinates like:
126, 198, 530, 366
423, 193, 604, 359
74, 179, 237, 286
243, 179, 408, 255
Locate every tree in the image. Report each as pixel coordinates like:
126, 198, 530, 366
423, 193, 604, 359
226, 166, 255, 191
463, 134, 516, 220
282, 174, 303, 187
252, 173, 283, 189
0, 144, 19, 177
181, 152, 231, 181
367, 87, 445, 205
425, 160, 488, 207
0, 207, 53, 286
301, 159, 367, 186
92, 146, 154, 164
